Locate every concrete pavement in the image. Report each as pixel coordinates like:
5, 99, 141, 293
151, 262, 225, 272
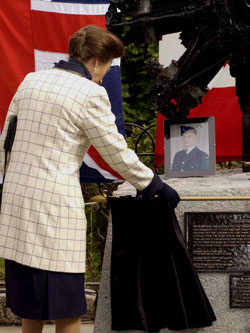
0, 323, 94, 332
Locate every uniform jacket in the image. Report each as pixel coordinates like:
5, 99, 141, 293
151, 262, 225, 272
0, 63, 153, 273
171, 146, 209, 172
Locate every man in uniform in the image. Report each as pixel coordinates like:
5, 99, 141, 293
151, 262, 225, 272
171, 125, 209, 172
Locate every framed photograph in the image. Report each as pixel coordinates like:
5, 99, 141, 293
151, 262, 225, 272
164, 117, 216, 178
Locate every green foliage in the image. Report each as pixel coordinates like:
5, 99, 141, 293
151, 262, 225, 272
121, 43, 159, 124
81, 182, 118, 283
85, 201, 107, 283
0, 258, 4, 280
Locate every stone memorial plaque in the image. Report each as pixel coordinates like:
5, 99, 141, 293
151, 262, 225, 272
185, 212, 250, 272
230, 275, 250, 308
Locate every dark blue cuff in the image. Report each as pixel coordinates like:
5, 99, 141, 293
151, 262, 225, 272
140, 172, 164, 198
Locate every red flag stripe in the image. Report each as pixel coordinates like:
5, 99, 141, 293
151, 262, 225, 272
0, 0, 34, 129
31, 11, 106, 53
87, 146, 124, 179
191, 88, 242, 160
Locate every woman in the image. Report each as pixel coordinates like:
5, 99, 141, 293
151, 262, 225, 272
0, 25, 179, 333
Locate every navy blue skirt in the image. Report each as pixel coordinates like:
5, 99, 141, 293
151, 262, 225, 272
5, 260, 87, 320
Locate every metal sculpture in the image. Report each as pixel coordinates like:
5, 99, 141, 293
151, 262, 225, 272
106, 0, 250, 169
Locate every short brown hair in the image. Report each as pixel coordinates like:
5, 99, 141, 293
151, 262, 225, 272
68, 25, 125, 64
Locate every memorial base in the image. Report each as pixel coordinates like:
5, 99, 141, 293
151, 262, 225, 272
94, 169, 250, 333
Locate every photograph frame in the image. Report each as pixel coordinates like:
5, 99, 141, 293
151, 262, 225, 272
164, 117, 216, 178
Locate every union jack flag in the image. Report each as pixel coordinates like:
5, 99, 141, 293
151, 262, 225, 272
0, 0, 124, 183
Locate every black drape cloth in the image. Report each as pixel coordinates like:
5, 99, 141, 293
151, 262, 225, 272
108, 196, 216, 332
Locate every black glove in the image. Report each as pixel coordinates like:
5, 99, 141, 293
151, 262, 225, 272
157, 182, 180, 209
137, 171, 180, 209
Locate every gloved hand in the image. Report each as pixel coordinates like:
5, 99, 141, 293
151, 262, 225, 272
137, 171, 180, 209
157, 182, 180, 209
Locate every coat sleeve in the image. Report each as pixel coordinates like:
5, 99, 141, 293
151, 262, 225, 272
79, 84, 154, 191
0, 91, 19, 183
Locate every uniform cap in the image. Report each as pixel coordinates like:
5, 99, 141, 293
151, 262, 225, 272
180, 125, 197, 135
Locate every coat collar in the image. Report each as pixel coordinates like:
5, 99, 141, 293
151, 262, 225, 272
54, 57, 92, 80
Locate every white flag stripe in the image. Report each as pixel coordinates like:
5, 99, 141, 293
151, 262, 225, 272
34, 49, 120, 72
34, 49, 68, 71
208, 64, 235, 88
159, 33, 235, 88
159, 33, 185, 67
31, 0, 109, 15
111, 58, 121, 67
83, 153, 119, 180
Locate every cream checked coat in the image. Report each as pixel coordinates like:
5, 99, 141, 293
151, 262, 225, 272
0, 68, 154, 273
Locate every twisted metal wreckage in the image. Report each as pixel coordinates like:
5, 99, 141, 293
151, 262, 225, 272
106, 0, 250, 170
